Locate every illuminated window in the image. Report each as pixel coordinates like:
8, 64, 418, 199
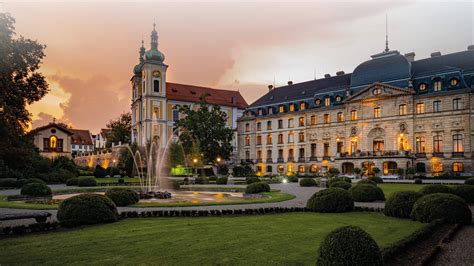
337, 141, 344, 153
373, 88, 382, 95
350, 110, 357, 121
279, 105, 284, 113
310, 164, 318, 173
419, 83, 427, 91
350, 140, 358, 154
245, 135, 250, 146
324, 97, 331, 106
277, 165, 284, 173
415, 136, 425, 153
416, 103, 424, 114
299, 132, 305, 142
433, 101, 441, 113
256, 150, 262, 159
298, 165, 305, 173
298, 117, 305, 127
453, 98, 461, 110
257, 135, 262, 145
453, 134, 463, 152
453, 162, 463, 172
314, 99, 321, 105
49, 135, 57, 149
288, 118, 294, 128
300, 102, 306, 110
323, 114, 330, 124
267, 134, 272, 145
335, 95, 342, 102
450, 78, 458, 87
373, 107, 381, 118
399, 104, 407, 115
433, 135, 443, 153
337, 112, 344, 122
289, 104, 295, 112
433, 80, 442, 91
310, 115, 316, 125
432, 162, 443, 173
278, 134, 283, 144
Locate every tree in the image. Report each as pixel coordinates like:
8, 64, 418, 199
106, 112, 131, 147
168, 141, 185, 168
175, 100, 234, 163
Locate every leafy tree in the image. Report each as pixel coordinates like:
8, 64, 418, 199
106, 112, 131, 147
168, 142, 185, 168
175, 100, 234, 163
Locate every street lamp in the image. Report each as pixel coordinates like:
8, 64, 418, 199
192, 158, 198, 177
216, 157, 221, 163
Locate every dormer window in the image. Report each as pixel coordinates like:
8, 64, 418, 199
419, 83, 427, 92
314, 99, 321, 105
300, 102, 305, 110
279, 105, 284, 113
335, 95, 342, 102
373, 88, 382, 95
324, 97, 331, 106
450, 78, 459, 87
289, 104, 295, 112
433, 79, 442, 91
268, 107, 273, 115
258, 108, 263, 116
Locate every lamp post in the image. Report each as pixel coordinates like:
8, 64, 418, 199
193, 158, 198, 178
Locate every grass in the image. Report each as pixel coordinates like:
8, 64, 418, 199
0, 212, 425, 265
92, 177, 141, 184
378, 183, 428, 198
0, 196, 58, 210
131, 191, 294, 207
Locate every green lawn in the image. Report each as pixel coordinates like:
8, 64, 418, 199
0, 196, 57, 210
0, 212, 424, 265
92, 177, 140, 184
378, 183, 427, 198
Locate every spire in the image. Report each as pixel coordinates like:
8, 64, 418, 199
150, 20, 158, 50
139, 39, 145, 62
384, 14, 389, 53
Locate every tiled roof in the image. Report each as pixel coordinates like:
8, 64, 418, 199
100, 128, 111, 139
31, 123, 74, 135
166, 82, 248, 109
70, 129, 93, 145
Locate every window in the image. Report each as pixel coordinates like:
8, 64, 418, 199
337, 141, 344, 153
453, 134, 463, 152
256, 150, 262, 159
311, 144, 317, 157
323, 114, 330, 124
298, 117, 305, 127
323, 143, 330, 157
432, 162, 443, 173
257, 122, 261, 131
267, 134, 272, 145
433, 80, 442, 91
433, 135, 443, 153
299, 132, 305, 142
310, 115, 316, 125
153, 79, 160, 92
337, 112, 344, 122
433, 101, 441, 113
288, 132, 294, 143
256, 135, 262, 145
350, 110, 357, 121
373, 107, 381, 118
277, 134, 283, 144
324, 97, 331, 106
416, 103, 424, 114
300, 103, 306, 110
298, 165, 305, 173
314, 99, 321, 105
279, 105, 284, 113
277, 119, 283, 129
49, 135, 57, 149
450, 78, 459, 87
350, 140, 358, 154
373, 88, 382, 95
258, 108, 263, 116
310, 164, 318, 173
289, 104, 295, 112
267, 121, 272, 130
245, 123, 250, 132
245, 135, 250, 146
399, 104, 407, 115
453, 162, 463, 173
266, 150, 272, 160
419, 83, 427, 91
415, 136, 426, 153
288, 149, 294, 158
278, 149, 284, 159
288, 118, 294, 128
172, 109, 180, 121
277, 164, 284, 173
268, 107, 273, 115
453, 98, 461, 110
245, 150, 250, 160
335, 95, 342, 102
299, 148, 305, 159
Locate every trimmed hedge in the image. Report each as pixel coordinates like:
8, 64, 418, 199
245, 181, 270, 194
216, 177, 228, 185
0, 178, 19, 188
384, 191, 422, 218
451, 185, 474, 203
57, 194, 119, 227
316, 226, 383, 266
414, 178, 423, 184
20, 183, 52, 197
195, 177, 209, 184
419, 184, 452, 196
66, 177, 79, 186
77, 177, 97, 187
349, 184, 385, 202
306, 188, 354, 213
105, 188, 139, 206
330, 181, 352, 190
465, 177, 474, 185
411, 193, 472, 224
299, 178, 318, 187
245, 177, 261, 184
357, 179, 378, 186
368, 176, 384, 183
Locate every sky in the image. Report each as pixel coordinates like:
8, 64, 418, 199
2, 0, 473, 132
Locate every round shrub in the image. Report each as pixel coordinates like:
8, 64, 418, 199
66, 177, 79, 186
20, 183, 52, 197
464, 177, 474, 185
328, 176, 351, 187
414, 178, 423, 184
384, 191, 422, 218
299, 178, 317, 187
349, 184, 385, 202
93, 165, 107, 178
411, 193, 471, 224
419, 184, 452, 196
78, 177, 97, 187
195, 176, 209, 184
306, 188, 354, 213
451, 185, 474, 203
368, 176, 384, 183
216, 177, 228, 185
316, 226, 383, 266
330, 181, 352, 190
357, 179, 378, 186
245, 181, 270, 194
57, 194, 119, 227
48, 169, 75, 183
0, 178, 19, 188
245, 176, 261, 184
105, 188, 139, 206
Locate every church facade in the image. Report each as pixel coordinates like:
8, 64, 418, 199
237, 46, 474, 177
131, 24, 247, 148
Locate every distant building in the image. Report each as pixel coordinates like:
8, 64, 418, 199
32, 123, 73, 159
70, 129, 94, 155
93, 128, 111, 149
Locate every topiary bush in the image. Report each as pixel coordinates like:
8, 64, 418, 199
384, 191, 422, 218
48, 169, 75, 183
66, 177, 79, 186
368, 176, 384, 183
57, 194, 119, 227
306, 187, 354, 213
245, 181, 270, 194
451, 185, 474, 203
195, 176, 209, 184
20, 183, 52, 197
349, 184, 385, 202
245, 176, 261, 184
93, 165, 107, 178
357, 179, 378, 186
216, 177, 228, 185
419, 184, 452, 196
316, 226, 383, 266
465, 177, 474, 185
411, 193, 471, 224
328, 176, 351, 187
299, 178, 317, 187
105, 188, 139, 206
77, 177, 97, 187
414, 178, 423, 184
330, 181, 352, 190
0, 178, 18, 188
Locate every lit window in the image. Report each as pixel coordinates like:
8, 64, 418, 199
310, 115, 316, 125
450, 78, 459, 87
453, 162, 463, 172
337, 112, 344, 122
257, 135, 262, 145
350, 110, 357, 121
433, 80, 442, 91
419, 83, 427, 91
335, 96, 342, 102
298, 117, 305, 127
278, 134, 283, 144
267, 134, 272, 145
399, 104, 407, 115
433, 135, 443, 153
300, 103, 305, 110
432, 162, 443, 173
373, 107, 381, 118
288, 118, 294, 128
310, 164, 318, 173
49, 136, 57, 149
315, 99, 321, 105
277, 165, 284, 173
416, 103, 424, 114
453, 98, 461, 110
453, 134, 463, 152
324, 97, 331, 106
415, 136, 425, 153
279, 105, 284, 113
289, 104, 295, 112
433, 101, 441, 113
323, 114, 330, 124
299, 132, 305, 142
298, 165, 305, 173
373, 88, 382, 95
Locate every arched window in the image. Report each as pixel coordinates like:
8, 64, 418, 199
453, 134, 463, 152
453, 162, 463, 173
277, 134, 283, 144
298, 117, 305, 127
153, 79, 160, 93
49, 135, 57, 149
450, 78, 459, 87
298, 165, 305, 173
310, 164, 318, 173
418, 83, 427, 91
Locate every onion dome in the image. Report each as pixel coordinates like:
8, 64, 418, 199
133, 40, 146, 75
145, 22, 165, 62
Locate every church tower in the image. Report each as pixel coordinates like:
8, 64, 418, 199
131, 23, 168, 146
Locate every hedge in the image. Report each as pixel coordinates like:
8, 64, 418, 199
306, 188, 354, 213
245, 181, 270, 194
57, 194, 119, 227
328, 176, 351, 187
195, 177, 209, 184
0, 178, 19, 188
316, 226, 383, 266
216, 177, 228, 185
368, 176, 384, 183
20, 183, 52, 197
330, 181, 352, 190
299, 178, 318, 187
245, 177, 261, 184
357, 179, 378, 186
384, 191, 422, 218
451, 185, 474, 203
349, 184, 385, 202
411, 193, 472, 225
419, 184, 452, 196
105, 188, 139, 206
465, 177, 474, 185
78, 177, 97, 187
66, 177, 79, 186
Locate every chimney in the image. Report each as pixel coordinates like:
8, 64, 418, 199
287, 81, 293, 86
336, 71, 345, 76
430, 51, 441, 57
324, 74, 331, 78
468, 45, 474, 51
404, 52, 416, 62
268, 85, 273, 91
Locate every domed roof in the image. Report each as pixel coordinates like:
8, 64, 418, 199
133, 62, 143, 75
351, 50, 411, 88
145, 49, 165, 62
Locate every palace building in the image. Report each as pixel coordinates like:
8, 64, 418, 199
237, 45, 474, 176
131, 24, 247, 147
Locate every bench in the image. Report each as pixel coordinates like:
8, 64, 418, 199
0, 212, 52, 223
